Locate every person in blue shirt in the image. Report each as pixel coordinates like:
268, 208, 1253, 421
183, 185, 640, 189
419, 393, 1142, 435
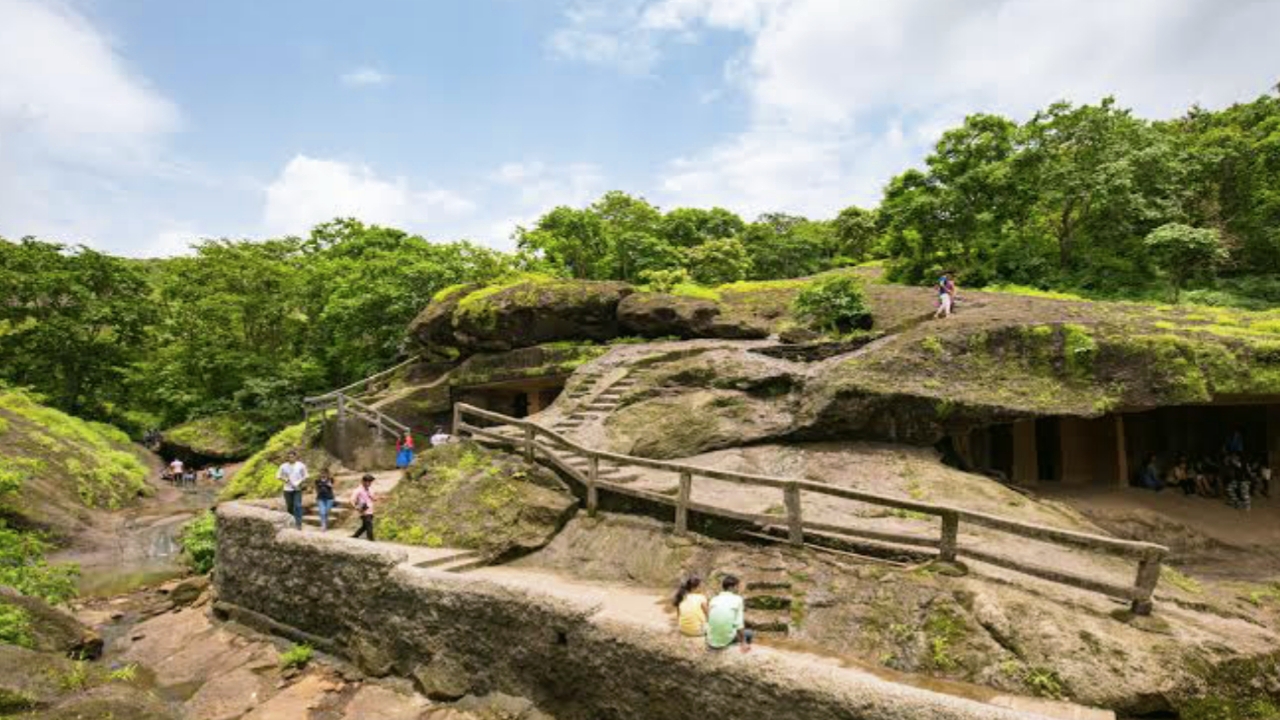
1139, 453, 1163, 491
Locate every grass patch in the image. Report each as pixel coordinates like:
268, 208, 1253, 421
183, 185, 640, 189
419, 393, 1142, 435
1161, 566, 1204, 594
108, 664, 138, 683
179, 511, 217, 574
279, 643, 313, 669
1023, 667, 1065, 699
0, 603, 33, 648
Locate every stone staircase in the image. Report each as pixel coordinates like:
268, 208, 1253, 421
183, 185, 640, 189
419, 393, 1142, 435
742, 577, 795, 638
543, 371, 643, 484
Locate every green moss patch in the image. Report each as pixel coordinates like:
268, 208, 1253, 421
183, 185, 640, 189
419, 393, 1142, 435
161, 413, 258, 460
378, 442, 575, 557
0, 389, 147, 513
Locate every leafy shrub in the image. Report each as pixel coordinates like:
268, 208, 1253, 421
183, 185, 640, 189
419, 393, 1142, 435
793, 274, 872, 333
0, 525, 78, 604
179, 511, 217, 574
279, 643, 314, 669
639, 268, 691, 293
0, 603, 33, 648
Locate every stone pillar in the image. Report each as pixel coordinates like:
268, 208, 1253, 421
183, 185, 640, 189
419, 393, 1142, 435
1012, 420, 1038, 485
1115, 414, 1129, 488
527, 389, 544, 415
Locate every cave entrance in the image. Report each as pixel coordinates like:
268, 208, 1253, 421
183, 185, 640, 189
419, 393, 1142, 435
966, 398, 1280, 488
451, 375, 566, 420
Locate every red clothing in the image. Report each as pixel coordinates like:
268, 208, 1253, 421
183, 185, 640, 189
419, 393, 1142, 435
396, 435, 414, 451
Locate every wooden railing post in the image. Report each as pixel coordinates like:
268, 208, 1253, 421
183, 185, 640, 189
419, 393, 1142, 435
675, 471, 692, 536
1131, 549, 1163, 616
523, 424, 535, 462
452, 403, 462, 436
336, 394, 346, 422
784, 483, 803, 547
939, 510, 960, 562
587, 454, 599, 516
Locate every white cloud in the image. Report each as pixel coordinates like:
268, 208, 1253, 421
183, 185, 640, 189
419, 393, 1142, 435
339, 66, 390, 87
263, 155, 476, 237
0, 0, 179, 162
554, 0, 1280, 218
481, 160, 606, 243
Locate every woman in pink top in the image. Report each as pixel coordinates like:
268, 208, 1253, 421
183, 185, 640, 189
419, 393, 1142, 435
351, 474, 376, 541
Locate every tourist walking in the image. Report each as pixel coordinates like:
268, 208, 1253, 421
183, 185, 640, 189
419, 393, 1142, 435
277, 450, 308, 529
168, 457, 184, 485
934, 273, 953, 319
674, 576, 709, 638
315, 467, 336, 532
351, 474, 376, 541
706, 575, 753, 652
396, 431, 415, 469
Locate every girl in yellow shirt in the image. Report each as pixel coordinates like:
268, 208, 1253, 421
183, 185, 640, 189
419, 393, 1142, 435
674, 576, 709, 637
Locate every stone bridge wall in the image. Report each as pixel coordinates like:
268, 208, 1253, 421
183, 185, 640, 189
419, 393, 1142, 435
213, 502, 1034, 720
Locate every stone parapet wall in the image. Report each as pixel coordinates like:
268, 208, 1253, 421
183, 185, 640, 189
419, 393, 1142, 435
214, 502, 1039, 720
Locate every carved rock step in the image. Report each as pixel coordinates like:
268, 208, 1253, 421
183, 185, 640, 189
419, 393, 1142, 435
745, 609, 791, 634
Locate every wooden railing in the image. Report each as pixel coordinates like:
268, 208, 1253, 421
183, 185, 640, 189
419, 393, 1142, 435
453, 402, 1169, 615
304, 357, 418, 404
305, 392, 410, 440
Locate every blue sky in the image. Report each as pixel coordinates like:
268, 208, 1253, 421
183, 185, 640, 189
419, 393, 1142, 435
2, 0, 1279, 256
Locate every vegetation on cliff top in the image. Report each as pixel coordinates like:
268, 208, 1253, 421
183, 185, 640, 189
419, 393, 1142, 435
220, 422, 330, 500
162, 413, 259, 460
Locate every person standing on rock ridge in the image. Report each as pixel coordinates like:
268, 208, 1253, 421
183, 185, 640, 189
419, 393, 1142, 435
351, 474, 376, 541
277, 450, 308, 529
706, 575, 753, 653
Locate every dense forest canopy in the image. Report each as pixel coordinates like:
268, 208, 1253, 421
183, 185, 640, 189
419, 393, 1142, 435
2, 89, 1278, 436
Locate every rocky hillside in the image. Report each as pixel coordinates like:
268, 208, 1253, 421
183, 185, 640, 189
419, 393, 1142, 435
159, 412, 260, 465
0, 389, 149, 539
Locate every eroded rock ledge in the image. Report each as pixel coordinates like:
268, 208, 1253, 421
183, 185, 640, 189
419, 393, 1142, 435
214, 502, 1040, 720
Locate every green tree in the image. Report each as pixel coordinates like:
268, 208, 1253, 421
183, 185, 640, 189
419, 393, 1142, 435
516, 206, 610, 279
0, 238, 155, 418
832, 205, 879, 263
683, 237, 752, 285
1144, 223, 1226, 302
658, 207, 745, 248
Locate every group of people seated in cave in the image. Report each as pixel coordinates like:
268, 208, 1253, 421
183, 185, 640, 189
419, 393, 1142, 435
1136, 428, 1271, 510
672, 574, 755, 653
160, 457, 224, 488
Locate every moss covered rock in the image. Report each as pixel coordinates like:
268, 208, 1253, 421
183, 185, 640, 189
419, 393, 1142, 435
220, 423, 334, 499
408, 283, 480, 357
617, 292, 770, 340
160, 412, 259, 464
0, 589, 100, 658
379, 441, 576, 558
0, 389, 149, 535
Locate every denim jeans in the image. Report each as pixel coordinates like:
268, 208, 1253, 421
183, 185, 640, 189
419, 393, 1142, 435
317, 498, 335, 530
283, 490, 303, 528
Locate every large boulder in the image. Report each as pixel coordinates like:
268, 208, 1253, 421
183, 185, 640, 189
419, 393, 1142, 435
413, 278, 633, 353
617, 292, 770, 340
379, 441, 577, 558
408, 284, 479, 356
160, 413, 258, 464
0, 588, 102, 658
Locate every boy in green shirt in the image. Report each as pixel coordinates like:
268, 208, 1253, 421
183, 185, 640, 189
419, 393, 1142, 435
706, 575, 753, 652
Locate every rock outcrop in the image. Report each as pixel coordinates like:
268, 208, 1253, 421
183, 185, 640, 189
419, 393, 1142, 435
617, 292, 770, 340
380, 442, 577, 558
412, 278, 633, 353
160, 412, 259, 464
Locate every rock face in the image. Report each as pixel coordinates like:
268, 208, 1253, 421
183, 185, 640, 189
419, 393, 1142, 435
409, 284, 480, 357
161, 412, 258, 464
380, 442, 578, 559
416, 279, 634, 353
214, 501, 1041, 720
617, 292, 769, 340
0, 588, 102, 658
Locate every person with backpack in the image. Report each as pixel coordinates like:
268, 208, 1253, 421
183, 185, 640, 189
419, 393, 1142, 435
315, 467, 336, 531
277, 450, 308, 529
351, 474, 376, 540
934, 273, 953, 319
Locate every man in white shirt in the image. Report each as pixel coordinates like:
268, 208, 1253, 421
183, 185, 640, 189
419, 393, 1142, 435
168, 458, 184, 483
277, 450, 308, 529
430, 426, 451, 447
